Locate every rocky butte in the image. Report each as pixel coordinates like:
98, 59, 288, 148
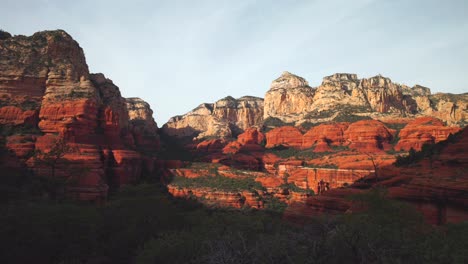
0, 30, 159, 201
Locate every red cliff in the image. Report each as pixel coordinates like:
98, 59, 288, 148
0, 30, 160, 201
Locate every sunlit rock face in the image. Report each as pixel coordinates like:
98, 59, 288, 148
162, 96, 264, 139
264, 71, 315, 121
262, 72, 467, 126
395, 117, 460, 151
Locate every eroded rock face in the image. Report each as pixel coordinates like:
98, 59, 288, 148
0, 30, 160, 201
396, 117, 460, 151
264, 71, 315, 122
344, 120, 394, 152
162, 96, 264, 139
302, 123, 350, 149
126, 97, 160, 151
263, 72, 467, 126
265, 126, 303, 148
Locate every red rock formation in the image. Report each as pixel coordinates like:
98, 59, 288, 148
222, 141, 242, 154
395, 117, 460, 151
265, 126, 303, 148
344, 120, 394, 152
261, 153, 281, 174
287, 127, 468, 225
238, 127, 265, 145
196, 139, 226, 153
222, 127, 265, 154
302, 123, 349, 149
287, 167, 373, 194
5, 135, 36, 159
167, 185, 262, 209
220, 153, 261, 171
0, 106, 38, 125
0, 30, 160, 201
306, 152, 396, 170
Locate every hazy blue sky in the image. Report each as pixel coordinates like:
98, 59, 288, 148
2, 0, 468, 124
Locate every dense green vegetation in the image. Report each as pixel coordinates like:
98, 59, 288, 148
0, 29, 12, 39
1, 181, 466, 264
266, 145, 346, 164
333, 113, 372, 123
279, 182, 314, 194
262, 117, 293, 131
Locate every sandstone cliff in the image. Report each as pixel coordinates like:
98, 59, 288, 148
264, 72, 467, 127
162, 95, 263, 139
0, 30, 159, 201
263, 71, 315, 122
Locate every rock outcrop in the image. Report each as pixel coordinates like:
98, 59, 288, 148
264, 71, 315, 122
302, 123, 350, 149
396, 117, 461, 151
262, 72, 467, 127
126, 97, 160, 151
162, 96, 263, 139
344, 120, 394, 152
0, 30, 160, 201
265, 126, 303, 148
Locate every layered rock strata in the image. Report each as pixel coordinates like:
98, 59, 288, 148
0, 30, 159, 201
162, 96, 263, 139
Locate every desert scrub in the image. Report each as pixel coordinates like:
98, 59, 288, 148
266, 145, 329, 159
262, 117, 293, 131
170, 175, 264, 192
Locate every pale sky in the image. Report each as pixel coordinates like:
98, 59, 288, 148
1, 0, 468, 125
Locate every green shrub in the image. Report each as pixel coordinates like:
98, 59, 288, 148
333, 113, 372, 122
262, 117, 292, 130
0, 29, 11, 40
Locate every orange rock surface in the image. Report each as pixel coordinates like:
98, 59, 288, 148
265, 126, 303, 148
395, 117, 460, 151
344, 120, 394, 152
302, 123, 349, 149
0, 106, 38, 125
238, 127, 265, 145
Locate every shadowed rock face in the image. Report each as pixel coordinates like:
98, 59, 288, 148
0, 30, 159, 201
